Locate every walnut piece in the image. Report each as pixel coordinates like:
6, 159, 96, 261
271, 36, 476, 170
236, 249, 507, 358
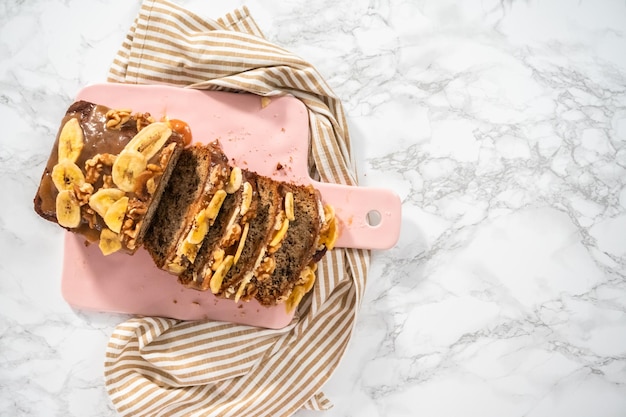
102, 174, 114, 189
85, 153, 116, 184
118, 199, 147, 251
83, 206, 98, 230
222, 224, 242, 248
126, 199, 148, 220
255, 256, 276, 282
147, 163, 163, 173
210, 249, 225, 272
73, 182, 94, 206
158, 143, 176, 169
146, 177, 157, 195
133, 170, 155, 199
240, 282, 258, 301
134, 112, 155, 132
105, 108, 132, 130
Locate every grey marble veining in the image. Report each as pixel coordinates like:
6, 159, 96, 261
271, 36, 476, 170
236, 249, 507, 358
1, 0, 625, 416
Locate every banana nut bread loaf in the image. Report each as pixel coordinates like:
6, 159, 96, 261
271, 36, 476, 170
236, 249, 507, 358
34, 100, 338, 311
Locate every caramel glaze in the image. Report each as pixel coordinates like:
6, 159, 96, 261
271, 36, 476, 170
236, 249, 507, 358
33, 100, 186, 249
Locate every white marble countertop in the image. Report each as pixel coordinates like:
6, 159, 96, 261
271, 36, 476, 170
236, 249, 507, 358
2, 0, 626, 416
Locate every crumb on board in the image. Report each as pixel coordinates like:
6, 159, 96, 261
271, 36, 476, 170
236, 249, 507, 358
261, 97, 272, 108
192, 301, 200, 306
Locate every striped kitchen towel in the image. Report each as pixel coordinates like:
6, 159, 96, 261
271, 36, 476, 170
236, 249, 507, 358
104, 1, 370, 416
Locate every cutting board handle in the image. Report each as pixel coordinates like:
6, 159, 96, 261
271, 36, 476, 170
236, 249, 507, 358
314, 182, 401, 250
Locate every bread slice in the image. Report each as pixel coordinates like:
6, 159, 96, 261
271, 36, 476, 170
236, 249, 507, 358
178, 188, 239, 290
247, 184, 323, 306
224, 174, 281, 301
143, 143, 230, 272
177, 167, 255, 290
33, 100, 185, 254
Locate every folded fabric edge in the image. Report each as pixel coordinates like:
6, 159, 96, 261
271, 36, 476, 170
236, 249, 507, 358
302, 391, 333, 411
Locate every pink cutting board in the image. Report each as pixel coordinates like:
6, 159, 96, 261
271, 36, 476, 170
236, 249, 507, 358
61, 83, 401, 329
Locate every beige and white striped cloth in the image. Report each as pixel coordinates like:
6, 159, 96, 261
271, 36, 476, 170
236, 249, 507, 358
104, 1, 369, 416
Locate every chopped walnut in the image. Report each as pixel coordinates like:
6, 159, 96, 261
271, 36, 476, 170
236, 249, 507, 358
209, 167, 221, 187
102, 174, 114, 189
85, 153, 116, 184
105, 109, 132, 130
122, 218, 133, 231
242, 282, 258, 300
133, 170, 155, 199
128, 204, 147, 218
255, 256, 276, 281
147, 163, 162, 173
158, 143, 176, 170
268, 243, 282, 254
126, 199, 148, 220
256, 273, 270, 283
209, 166, 227, 189
82, 206, 98, 230
118, 199, 144, 250
84, 168, 99, 185
126, 238, 138, 251
225, 286, 236, 298
134, 112, 155, 132
146, 177, 157, 196
73, 182, 94, 206
222, 224, 242, 248
210, 249, 225, 272
200, 271, 213, 291
122, 222, 137, 238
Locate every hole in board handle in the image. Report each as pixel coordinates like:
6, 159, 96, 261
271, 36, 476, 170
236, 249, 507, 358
366, 210, 382, 227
